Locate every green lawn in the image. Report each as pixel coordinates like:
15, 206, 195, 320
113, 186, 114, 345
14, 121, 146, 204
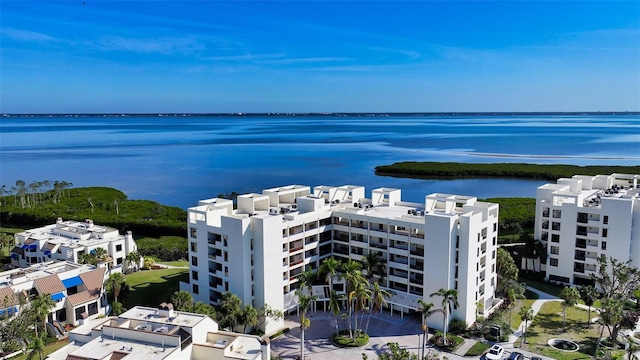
122, 268, 188, 309
156, 260, 189, 267
517, 301, 616, 360
12, 340, 68, 360
0, 227, 24, 234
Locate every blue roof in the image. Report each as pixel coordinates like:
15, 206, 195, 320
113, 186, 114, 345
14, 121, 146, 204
0, 306, 19, 315
10, 254, 19, 259
44, 250, 51, 256
21, 244, 28, 249
62, 276, 83, 288
28, 244, 37, 250
51, 292, 65, 301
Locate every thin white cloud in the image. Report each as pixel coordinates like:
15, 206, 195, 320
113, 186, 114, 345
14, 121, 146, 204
257, 57, 351, 65
205, 53, 285, 61
2, 28, 57, 42
97, 36, 203, 54
367, 46, 422, 60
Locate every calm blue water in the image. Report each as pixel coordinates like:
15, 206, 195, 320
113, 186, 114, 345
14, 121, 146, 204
1, 114, 638, 208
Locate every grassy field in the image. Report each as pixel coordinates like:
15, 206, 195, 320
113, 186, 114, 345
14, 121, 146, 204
123, 268, 188, 309
155, 260, 189, 267
518, 301, 612, 360
0, 227, 24, 233
11, 340, 68, 360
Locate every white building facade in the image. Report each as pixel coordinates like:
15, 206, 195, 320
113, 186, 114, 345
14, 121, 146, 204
10, 218, 139, 270
47, 304, 270, 360
535, 173, 640, 285
182, 185, 499, 334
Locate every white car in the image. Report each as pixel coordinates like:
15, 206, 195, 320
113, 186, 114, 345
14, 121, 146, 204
486, 345, 505, 360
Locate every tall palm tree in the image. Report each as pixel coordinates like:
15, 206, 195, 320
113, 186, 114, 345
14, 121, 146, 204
518, 305, 534, 346
362, 251, 386, 283
296, 289, 317, 360
342, 260, 364, 339
241, 305, 258, 334
328, 290, 344, 334
580, 285, 598, 327
506, 281, 526, 328
417, 299, 436, 360
349, 279, 371, 338
320, 257, 342, 291
105, 272, 126, 304
170, 290, 194, 311
560, 286, 580, 332
125, 251, 140, 273
297, 268, 318, 293
430, 288, 459, 346
365, 282, 390, 334
28, 294, 54, 360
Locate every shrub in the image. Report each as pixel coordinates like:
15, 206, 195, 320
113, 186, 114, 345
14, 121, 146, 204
430, 331, 464, 351
448, 319, 468, 335
332, 330, 369, 347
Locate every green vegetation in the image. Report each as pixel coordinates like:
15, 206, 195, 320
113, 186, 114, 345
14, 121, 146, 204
10, 340, 68, 360
136, 236, 187, 261
122, 268, 188, 309
332, 330, 369, 347
482, 197, 536, 235
0, 183, 186, 238
375, 162, 640, 181
518, 301, 609, 360
465, 341, 490, 356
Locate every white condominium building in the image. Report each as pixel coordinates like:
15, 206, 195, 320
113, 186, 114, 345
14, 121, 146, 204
183, 185, 499, 333
47, 304, 270, 360
535, 173, 640, 286
10, 218, 139, 270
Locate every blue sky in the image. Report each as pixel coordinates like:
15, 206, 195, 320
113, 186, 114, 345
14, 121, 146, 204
1, 1, 639, 113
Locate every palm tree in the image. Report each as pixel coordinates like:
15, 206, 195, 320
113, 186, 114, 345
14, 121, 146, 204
170, 290, 193, 311
518, 305, 534, 346
342, 260, 364, 339
506, 281, 526, 328
320, 257, 342, 291
365, 282, 390, 334
560, 286, 580, 332
430, 288, 459, 346
328, 290, 344, 334
580, 285, 598, 327
296, 289, 317, 360
349, 279, 371, 337
417, 299, 436, 360
219, 292, 243, 331
297, 268, 318, 293
105, 272, 126, 303
28, 294, 54, 360
241, 305, 259, 334
125, 251, 140, 273
362, 251, 386, 283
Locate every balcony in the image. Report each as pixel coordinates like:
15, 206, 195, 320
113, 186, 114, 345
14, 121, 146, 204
410, 247, 424, 257
542, 209, 550, 218
542, 221, 549, 230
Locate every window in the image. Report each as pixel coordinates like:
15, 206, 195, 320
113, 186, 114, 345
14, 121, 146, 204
223, 236, 228, 247
224, 251, 228, 262
225, 282, 229, 292
116, 258, 123, 265
191, 256, 198, 266
225, 266, 229, 277
192, 270, 198, 280
192, 284, 199, 294
601, 241, 607, 250
550, 246, 559, 255
493, 223, 497, 232
190, 242, 197, 252
603, 215, 609, 224
602, 228, 608, 238
190, 227, 197, 238
116, 244, 122, 252
88, 302, 98, 316
550, 258, 559, 267
551, 234, 560, 243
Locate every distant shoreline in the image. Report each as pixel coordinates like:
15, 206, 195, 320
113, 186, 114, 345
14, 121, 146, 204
2, 111, 639, 117
375, 162, 640, 181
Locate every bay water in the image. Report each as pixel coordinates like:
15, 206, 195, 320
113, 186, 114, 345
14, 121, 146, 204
1, 114, 638, 208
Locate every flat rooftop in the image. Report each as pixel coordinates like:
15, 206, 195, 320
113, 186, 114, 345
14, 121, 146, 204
0, 261, 90, 287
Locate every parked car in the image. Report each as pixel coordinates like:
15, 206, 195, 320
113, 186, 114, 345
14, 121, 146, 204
486, 345, 505, 360
508, 351, 524, 360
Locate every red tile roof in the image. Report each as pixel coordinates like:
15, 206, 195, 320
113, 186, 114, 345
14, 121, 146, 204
34, 274, 66, 296
0, 287, 19, 307
68, 268, 105, 306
